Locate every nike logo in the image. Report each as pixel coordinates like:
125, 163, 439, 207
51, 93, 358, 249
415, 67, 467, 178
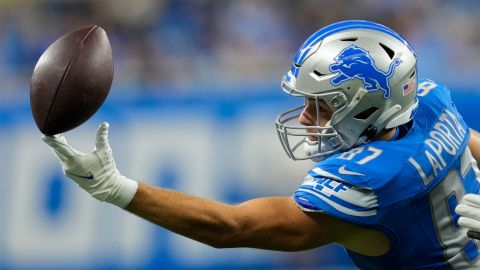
66, 171, 94, 180
338, 165, 365, 176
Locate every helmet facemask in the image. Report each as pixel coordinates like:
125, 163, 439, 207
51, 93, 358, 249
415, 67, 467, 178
276, 75, 348, 161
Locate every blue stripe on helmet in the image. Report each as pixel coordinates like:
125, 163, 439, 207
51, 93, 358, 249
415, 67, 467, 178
291, 20, 416, 78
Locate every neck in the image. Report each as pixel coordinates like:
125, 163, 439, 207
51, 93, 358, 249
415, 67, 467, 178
377, 128, 397, 141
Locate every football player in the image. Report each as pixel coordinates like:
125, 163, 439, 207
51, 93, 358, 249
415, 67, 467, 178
43, 20, 480, 269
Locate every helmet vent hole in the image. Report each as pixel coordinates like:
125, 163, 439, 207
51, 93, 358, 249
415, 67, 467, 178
341, 37, 358, 42
410, 70, 416, 78
313, 70, 325, 77
379, 43, 394, 59
354, 107, 379, 120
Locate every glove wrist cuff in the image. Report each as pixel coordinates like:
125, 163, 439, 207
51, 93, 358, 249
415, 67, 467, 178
107, 176, 138, 208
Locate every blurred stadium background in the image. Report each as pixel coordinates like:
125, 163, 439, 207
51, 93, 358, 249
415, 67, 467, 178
1, 0, 480, 269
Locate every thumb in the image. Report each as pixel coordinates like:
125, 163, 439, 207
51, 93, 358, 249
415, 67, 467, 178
95, 122, 110, 150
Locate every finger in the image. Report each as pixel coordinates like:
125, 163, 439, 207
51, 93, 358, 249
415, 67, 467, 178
458, 216, 480, 232
463, 194, 480, 208
455, 204, 480, 221
95, 122, 110, 150
42, 135, 82, 160
467, 230, 480, 240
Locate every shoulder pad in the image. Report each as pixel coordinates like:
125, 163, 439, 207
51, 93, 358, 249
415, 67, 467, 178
293, 173, 378, 219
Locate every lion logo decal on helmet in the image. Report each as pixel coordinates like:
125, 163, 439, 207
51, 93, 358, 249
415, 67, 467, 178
329, 45, 402, 98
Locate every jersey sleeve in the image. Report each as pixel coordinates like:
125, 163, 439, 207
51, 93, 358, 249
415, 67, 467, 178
293, 155, 382, 225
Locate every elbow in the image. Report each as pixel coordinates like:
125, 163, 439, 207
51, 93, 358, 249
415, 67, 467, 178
203, 234, 238, 249
206, 230, 319, 251
204, 212, 247, 249
204, 225, 244, 249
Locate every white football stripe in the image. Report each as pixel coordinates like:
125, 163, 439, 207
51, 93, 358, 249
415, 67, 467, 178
297, 189, 377, 217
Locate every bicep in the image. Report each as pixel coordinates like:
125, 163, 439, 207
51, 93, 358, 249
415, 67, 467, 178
229, 196, 342, 251
231, 196, 391, 255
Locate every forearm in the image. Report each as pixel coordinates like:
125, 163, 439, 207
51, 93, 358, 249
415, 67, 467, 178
124, 183, 332, 251
469, 128, 480, 164
125, 182, 239, 248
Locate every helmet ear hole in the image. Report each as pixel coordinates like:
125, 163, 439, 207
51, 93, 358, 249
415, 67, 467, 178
354, 107, 379, 120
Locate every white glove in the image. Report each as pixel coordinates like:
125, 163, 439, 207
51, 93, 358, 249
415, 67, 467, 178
455, 194, 480, 239
42, 122, 138, 208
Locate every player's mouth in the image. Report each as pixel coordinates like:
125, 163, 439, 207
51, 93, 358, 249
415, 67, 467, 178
305, 136, 319, 145
306, 128, 319, 143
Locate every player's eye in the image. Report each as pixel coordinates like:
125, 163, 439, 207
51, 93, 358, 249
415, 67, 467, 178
305, 98, 330, 114
318, 106, 327, 113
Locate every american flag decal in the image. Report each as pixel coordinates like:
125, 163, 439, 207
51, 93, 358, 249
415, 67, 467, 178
403, 78, 415, 96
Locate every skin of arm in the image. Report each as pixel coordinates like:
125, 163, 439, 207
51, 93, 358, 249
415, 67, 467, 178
125, 182, 390, 256
469, 128, 480, 164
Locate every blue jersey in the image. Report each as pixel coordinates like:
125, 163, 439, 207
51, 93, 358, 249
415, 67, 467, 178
293, 79, 480, 269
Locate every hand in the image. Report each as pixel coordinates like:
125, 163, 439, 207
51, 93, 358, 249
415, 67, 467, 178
42, 122, 138, 208
455, 194, 480, 240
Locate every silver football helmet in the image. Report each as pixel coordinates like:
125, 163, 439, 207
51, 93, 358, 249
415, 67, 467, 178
276, 20, 418, 161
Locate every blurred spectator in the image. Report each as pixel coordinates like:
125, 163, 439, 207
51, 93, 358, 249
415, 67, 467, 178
1, 0, 480, 98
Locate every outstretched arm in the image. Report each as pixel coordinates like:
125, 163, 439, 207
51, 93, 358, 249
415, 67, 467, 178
126, 183, 390, 254
42, 123, 389, 254
126, 184, 336, 251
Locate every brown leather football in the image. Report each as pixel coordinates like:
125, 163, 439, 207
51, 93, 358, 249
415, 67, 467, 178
30, 25, 113, 135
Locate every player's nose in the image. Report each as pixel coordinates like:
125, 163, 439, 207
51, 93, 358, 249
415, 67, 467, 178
299, 103, 317, 126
